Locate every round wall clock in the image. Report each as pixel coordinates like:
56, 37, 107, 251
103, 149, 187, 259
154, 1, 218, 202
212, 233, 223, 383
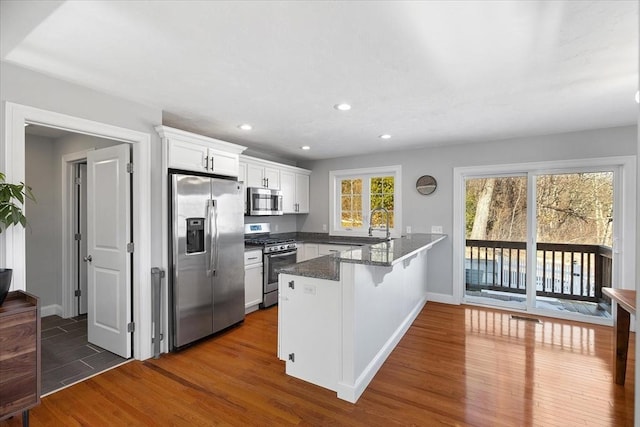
416, 175, 437, 195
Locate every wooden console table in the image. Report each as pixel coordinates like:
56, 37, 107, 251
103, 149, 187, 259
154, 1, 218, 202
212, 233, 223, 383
0, 291, 41, 426
602, 287, 636, 385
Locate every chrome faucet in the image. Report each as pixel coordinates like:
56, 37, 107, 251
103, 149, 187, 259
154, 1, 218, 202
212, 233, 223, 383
368, 206, 391, 240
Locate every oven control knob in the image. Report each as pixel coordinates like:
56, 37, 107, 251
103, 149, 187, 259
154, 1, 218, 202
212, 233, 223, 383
280, 245, 285, 250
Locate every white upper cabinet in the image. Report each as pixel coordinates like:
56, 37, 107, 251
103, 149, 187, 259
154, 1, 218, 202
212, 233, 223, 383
295, 173, 310, 213
240, 155, 311, 214
157, 125, 246, 177
281, 170, 310, 214
246, 162, 280, 189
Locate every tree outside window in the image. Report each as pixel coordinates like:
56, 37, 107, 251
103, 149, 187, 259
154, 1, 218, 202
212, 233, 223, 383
370, 176, 394, 229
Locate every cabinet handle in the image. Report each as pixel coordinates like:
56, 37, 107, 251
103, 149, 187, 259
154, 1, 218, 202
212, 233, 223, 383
247, 257, 258, 260
210, 156, 214, 171
266, 178, 269, 187
204, 156, 209, 170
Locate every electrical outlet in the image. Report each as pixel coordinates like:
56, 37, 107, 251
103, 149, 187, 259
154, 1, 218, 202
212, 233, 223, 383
406, 226, 412, 234
322, 224, 327, 232
431, 225, 443, 234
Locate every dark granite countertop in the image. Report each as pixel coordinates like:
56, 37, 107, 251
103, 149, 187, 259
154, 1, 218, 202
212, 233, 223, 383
278, 233, 446, 281
271, 231, 389, 246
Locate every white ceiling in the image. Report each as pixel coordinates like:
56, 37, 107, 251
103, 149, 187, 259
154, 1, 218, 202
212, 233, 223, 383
2, 1, 638, 161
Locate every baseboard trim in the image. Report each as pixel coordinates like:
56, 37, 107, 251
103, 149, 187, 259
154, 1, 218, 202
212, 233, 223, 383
426, 292, 459, 305
337, 296, 428, 403
41, 304, 63, 317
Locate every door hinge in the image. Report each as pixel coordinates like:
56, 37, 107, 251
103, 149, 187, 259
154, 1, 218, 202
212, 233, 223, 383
127, 242, 134, 253
126, 162, 133, 173
74, 233, 82, 241
127, 322, 135, 333
74, 177, 82, 185
74, 289, 81, 297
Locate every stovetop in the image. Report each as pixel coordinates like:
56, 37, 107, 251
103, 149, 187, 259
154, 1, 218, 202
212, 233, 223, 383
245, 237, 296, 246
244, 222, 297, 253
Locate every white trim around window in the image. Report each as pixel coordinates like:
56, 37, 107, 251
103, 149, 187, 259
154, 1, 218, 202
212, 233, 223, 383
329, 165, 402, 238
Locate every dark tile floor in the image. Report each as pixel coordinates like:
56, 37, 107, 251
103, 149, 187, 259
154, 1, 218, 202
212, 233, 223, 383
41, 314, 127, 395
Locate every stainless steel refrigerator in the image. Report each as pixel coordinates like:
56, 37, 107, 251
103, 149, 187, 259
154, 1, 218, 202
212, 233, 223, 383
169, 173, 245, 350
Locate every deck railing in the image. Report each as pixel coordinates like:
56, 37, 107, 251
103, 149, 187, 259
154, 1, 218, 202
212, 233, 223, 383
465, 240, 612, 302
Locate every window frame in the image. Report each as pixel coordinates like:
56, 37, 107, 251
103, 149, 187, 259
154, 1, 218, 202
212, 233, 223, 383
329, 165, 402, 238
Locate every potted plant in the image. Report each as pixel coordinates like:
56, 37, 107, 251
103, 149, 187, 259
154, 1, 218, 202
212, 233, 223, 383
0, 172, 35, 305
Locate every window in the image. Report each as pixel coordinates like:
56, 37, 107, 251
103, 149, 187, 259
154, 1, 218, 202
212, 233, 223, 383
330, 166, 402, 237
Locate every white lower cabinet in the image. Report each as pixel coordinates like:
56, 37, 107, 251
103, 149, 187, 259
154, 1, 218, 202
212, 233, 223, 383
298, 243, 356, 261
318, 243, 353, 256
244, 249, 263, 314
279, 274, 341, 391
299, 243, 318, 261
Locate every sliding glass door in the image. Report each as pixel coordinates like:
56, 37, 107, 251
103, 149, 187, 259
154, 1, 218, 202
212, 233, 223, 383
462, 168, 617, 320
534, 172, 613, 317
464, 175, 528, 310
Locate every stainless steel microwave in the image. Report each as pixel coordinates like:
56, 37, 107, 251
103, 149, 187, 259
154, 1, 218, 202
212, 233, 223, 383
246, 187, 283, 216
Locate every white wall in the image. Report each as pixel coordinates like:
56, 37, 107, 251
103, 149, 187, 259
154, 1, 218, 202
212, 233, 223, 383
0, 61, 163, 275
25, 134, 57, 307
299, 125, 637, 297
245, 214, 298, 234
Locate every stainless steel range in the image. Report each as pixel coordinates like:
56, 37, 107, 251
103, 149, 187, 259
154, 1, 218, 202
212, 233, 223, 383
244, 223, 297, 308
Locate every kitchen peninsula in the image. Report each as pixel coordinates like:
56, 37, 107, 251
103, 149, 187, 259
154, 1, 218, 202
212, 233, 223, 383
277, 234, 446, 403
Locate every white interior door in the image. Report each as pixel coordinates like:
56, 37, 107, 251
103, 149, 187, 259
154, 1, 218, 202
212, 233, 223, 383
87, 144, 132, 358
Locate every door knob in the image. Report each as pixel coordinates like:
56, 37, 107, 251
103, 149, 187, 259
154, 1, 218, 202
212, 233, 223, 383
83, 255, 93, 262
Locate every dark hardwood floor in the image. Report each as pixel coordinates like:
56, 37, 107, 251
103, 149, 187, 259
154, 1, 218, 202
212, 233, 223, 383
1, 302, 634, 426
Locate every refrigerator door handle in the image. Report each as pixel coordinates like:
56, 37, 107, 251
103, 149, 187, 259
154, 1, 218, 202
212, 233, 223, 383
208, 199, 219, 276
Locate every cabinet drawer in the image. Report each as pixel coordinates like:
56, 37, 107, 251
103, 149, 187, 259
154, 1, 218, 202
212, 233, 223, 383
244, 249, 263, 266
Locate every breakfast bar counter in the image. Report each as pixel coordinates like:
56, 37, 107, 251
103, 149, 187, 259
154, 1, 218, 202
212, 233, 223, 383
277, 233, 446, 403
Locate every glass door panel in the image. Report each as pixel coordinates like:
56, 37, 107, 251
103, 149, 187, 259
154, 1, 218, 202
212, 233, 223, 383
534, 172, 613, 318
464, 176, 528, 309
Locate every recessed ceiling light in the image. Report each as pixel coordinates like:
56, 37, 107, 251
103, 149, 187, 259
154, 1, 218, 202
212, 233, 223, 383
301, 146, 311, 150
238, 124, 252, 131
334, 103, 351, 111
379, 134, 391, 139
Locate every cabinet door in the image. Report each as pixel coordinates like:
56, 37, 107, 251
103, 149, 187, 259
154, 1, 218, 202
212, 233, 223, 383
264, 167, 280, 189
238, 162, 248, 213
296, 244, 305, 262
304, 243, 319, 260
246, 163, 266, 187
280, 170, 296, 213
238, 162, 248, 185
168, 139, 208, 172
279, 275, 340, 391
295, 173, 310, 213
318, 244, 351, 256
209, 148, 239, 177
244, 263, 263, 311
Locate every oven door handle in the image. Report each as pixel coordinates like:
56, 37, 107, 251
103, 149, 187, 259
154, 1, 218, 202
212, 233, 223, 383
267, 250, 297, 259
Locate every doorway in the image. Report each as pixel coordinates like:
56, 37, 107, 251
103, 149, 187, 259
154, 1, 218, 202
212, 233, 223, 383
3, 101, 153, 361
453, 157, 636, 325
24, 125, 131, 394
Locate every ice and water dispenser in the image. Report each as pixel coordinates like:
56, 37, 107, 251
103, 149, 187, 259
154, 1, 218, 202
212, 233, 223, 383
186, 218, 205, 254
